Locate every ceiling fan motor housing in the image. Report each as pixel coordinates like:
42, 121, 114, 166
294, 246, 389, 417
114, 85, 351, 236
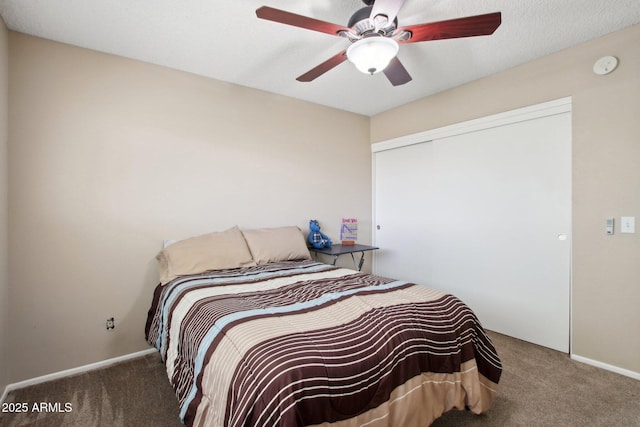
348, 6, 398, 36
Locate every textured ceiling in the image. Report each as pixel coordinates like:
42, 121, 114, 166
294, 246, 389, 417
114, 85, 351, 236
1, 0, 639, 116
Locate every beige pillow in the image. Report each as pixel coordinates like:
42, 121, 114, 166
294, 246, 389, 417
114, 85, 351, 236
156, 226, 256, 284
242, 226, 311, 265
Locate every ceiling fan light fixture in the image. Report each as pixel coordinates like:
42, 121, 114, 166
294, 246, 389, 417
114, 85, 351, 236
346, 36, 399, 75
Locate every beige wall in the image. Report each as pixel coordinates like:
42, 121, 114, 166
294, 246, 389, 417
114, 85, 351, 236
0, 16, 9, 393
372, 24, 640, 375
7, 33, 370, 382
5, 23, 639, 384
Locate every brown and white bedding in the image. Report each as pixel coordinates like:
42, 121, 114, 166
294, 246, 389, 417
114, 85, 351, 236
145, 260, 502, 427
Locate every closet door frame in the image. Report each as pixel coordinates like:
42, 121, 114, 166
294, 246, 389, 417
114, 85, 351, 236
371, 97, 572, 352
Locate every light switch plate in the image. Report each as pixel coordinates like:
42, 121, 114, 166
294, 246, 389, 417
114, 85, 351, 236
620, 216, 635, 234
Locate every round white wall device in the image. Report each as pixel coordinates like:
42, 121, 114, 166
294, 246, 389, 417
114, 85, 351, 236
593, 56, 618, 75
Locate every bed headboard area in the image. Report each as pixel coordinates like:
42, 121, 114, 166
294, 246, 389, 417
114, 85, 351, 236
156, 226, 311, 284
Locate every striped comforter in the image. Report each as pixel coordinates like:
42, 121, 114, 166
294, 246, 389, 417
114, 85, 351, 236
145, 261, 501, 427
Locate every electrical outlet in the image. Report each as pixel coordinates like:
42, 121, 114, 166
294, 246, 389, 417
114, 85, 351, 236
106, 317, 115, 330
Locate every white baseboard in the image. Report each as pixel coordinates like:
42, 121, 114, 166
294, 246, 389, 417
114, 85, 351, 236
571, 354, 640, 380
3, 348, 636, 405
0, 348, 157, 404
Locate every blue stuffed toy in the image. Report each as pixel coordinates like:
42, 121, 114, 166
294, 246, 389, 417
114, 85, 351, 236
308, 219, 332, 249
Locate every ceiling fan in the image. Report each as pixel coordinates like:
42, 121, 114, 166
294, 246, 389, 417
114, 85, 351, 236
256, 0, 501, 86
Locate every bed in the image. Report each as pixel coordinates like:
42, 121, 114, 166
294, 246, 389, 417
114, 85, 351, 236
145, 226, 502, 426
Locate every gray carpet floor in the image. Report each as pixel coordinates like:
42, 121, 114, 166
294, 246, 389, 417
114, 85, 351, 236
1, 331, 639, 426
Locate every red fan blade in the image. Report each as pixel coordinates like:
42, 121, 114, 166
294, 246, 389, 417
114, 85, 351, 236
383, 57, 412, 86
256, 6, 352, 37
398, 12, 501, 43
370, 0, 406, 29
297, 50, 348, 82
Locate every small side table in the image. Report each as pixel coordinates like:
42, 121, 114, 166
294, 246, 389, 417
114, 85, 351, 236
310, 244, 379, 271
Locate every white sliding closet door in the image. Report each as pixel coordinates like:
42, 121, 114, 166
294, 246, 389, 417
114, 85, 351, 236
373, 100, 571, 352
